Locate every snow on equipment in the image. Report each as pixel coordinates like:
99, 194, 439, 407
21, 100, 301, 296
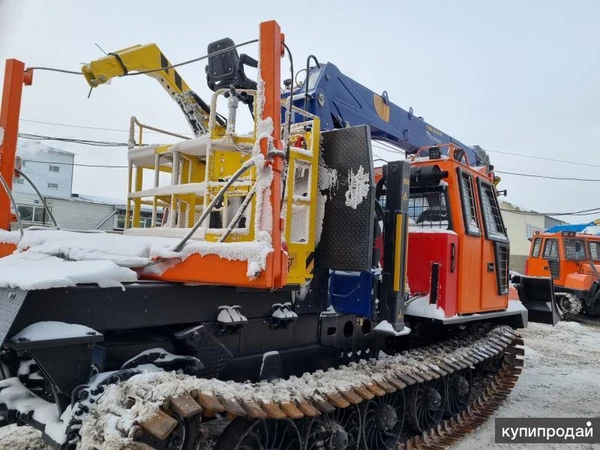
0, 20, 552, 450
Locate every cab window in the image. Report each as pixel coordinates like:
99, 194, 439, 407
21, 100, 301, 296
458, 171, 480, 236
542, 239, 559, 259
478, 181, 508, 242
408, 187, 450, 230
564, 239, 586, 261
531, 237, 542, 257
590, 241, 600, 261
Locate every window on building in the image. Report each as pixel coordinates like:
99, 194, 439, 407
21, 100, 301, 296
114, 209, 163, 231
13, 178, 24, 185
478, 181, 508, 242
21, 161, 26, 167
459, 171, 480, 235
590, 241, 600, 261
16, 205, 49, 224
526, 224, 544, 239
47, 182, 58, 190
564, 239, 587, 261
542, 238, 559, 259
49, 165, 60, 173
531, 237, 542, 257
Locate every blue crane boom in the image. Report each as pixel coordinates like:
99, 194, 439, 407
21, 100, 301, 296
289, 62, 486, 166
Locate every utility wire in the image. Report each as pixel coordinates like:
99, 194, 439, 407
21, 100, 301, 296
501, 206, 600, 216
21, 159, 128, 168
19, 133, 128, 147
496, 170, 600, 182
487, 148, 600, 169
20, 118, 192, 136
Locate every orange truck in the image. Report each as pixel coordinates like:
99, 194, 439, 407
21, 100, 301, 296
523, 230, 600, 317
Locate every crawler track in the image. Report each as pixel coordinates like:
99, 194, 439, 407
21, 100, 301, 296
0, 325, 524, 450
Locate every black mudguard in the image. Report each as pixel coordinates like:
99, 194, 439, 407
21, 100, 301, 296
517, 276, 561, 325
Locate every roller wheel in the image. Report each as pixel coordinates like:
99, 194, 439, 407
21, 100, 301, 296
406, 378, 446, 434
556, 293, 583, 318
360, 391, 405, 450
444, 369, 472, 417
214, 418, 302, 450
303, 405, 361, 450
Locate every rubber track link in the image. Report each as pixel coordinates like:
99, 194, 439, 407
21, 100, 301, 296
402, 336, 524, 449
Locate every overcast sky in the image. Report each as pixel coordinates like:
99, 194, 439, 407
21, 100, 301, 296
1, 0, 599, 223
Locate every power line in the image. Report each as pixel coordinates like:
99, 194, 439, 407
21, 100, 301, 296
501, 206, 600, 216
496, 170, 600, 182
487, 148, 600, 169
19, 133, 128, 147
22, 159, 127, 168
20, 118, 192, 136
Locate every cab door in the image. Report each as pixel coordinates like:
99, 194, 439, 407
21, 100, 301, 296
476, 179, 510, 311
525, 236, 545, 276
541, 238, 560, 281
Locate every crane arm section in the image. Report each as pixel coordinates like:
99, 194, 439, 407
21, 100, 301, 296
292, 63, 488, 166
82, 44, 219, 137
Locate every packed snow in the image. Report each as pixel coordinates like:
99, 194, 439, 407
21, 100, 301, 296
11, 322, 99, 342
0, 126, 4, 147
0, 229, 20, 244
344, 165, 370, 209
456, 320, 600, 450
0, 252, 137, 290
405, 295, 447, 319
0, 228, 273, 290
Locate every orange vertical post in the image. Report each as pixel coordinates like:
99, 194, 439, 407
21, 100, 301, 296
259, 20, 287, 288
0, 59, 32, 231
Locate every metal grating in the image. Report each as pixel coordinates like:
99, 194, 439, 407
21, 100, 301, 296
531, 237, 542, 257
459, 172, 480, 235
494, 243, 510, 295
409, 188, 450, 229
590, 241, 600, 261
564, 239, 587, 261
542, 238, 559, 259
479, 181, 508, 242
0, 289, 27, 346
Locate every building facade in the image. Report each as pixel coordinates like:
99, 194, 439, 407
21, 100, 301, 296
14, 141, 75, 199
11, 141, 161, 232
500, 201, 566, 273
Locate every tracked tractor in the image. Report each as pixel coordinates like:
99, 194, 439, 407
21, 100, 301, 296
0, 20, 558, 450
521, 230, 600, 318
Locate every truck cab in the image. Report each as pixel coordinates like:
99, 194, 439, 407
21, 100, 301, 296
526, 231, 600, 316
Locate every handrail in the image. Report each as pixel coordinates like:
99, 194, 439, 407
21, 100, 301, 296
0, 172, 24, 238
173, 158, 256, 252
14, 168, 60, 229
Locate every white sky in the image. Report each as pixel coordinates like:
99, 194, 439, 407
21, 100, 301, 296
1, 0, 599, 223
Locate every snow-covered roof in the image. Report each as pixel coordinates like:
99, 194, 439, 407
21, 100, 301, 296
17, 141, 75, 159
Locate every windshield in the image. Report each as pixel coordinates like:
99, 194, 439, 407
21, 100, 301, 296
564, 239, 587, 261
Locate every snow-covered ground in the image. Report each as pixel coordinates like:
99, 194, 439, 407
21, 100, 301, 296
1, 320, 598, 450
455, 320, 600, 450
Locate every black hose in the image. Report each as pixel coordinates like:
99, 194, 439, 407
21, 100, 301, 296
303, 55, 321, 112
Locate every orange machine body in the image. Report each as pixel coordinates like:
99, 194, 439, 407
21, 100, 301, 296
526, 231, 600, 292
377, 144, 510, 317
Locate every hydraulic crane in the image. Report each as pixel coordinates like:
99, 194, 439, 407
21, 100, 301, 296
0, 20, 557, 450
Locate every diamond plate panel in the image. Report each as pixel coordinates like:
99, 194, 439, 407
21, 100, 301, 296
0, 289, 27, 346
318, 125, 375, 271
